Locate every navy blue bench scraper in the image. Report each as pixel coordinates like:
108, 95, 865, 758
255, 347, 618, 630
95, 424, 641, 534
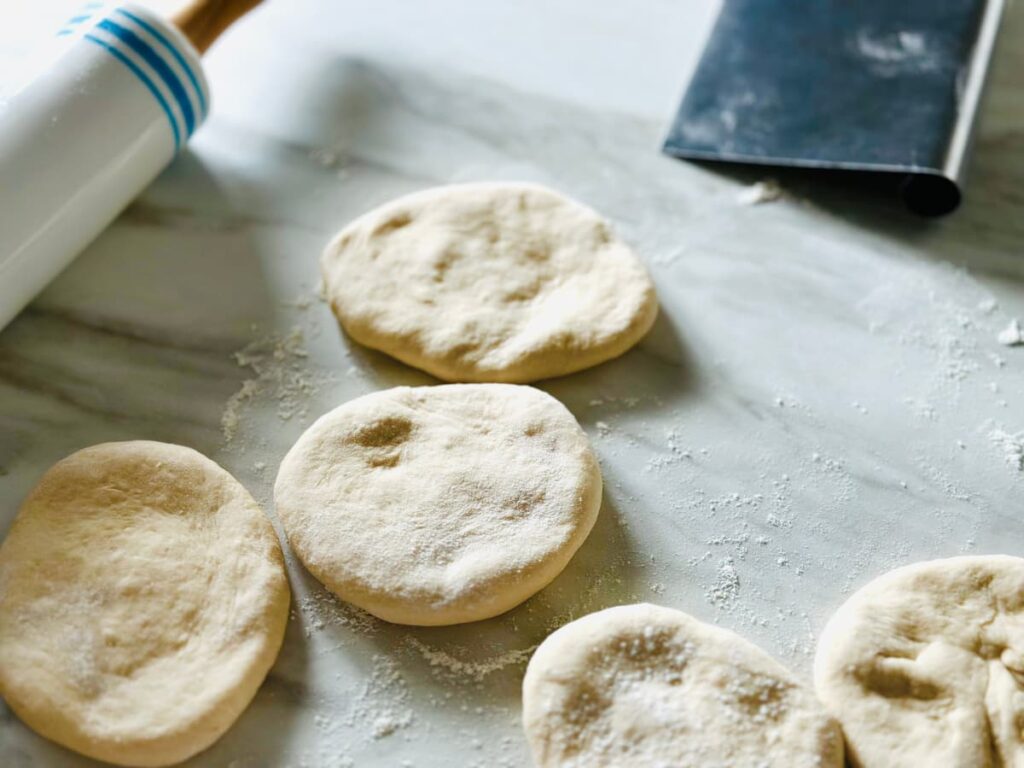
663, 0, 1006, 216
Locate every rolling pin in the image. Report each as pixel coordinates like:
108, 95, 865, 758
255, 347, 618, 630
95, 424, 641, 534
0, 0, 261, 332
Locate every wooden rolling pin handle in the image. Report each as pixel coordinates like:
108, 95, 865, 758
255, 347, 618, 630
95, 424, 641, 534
171, 0, 263, 54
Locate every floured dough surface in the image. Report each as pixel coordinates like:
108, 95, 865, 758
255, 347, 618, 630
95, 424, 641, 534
0, 442, 290, 767
321, 182, 658, 383
523, 603, 843, 768
814, 555, 1024, 768
274, 384, 601, 625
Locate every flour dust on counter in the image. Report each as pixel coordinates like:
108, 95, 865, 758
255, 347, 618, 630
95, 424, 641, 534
293, 655, 415, 768
998, 318, 1024, 347
297, 589, 382, 641
221, 325, 326, 445
405, 638, 538, 684
735, 178, 786, 205
988, 427, 1024, 472
345, 655, 416, 742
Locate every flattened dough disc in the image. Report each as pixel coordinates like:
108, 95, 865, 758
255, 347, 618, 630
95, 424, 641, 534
274, 384, 602, 625
523, 603, 844, 767
815, 555, 1024, 768
321, 182, 658, 383
0, 441, 290, 767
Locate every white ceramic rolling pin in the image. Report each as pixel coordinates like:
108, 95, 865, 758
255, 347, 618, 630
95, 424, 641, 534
0, 0, 260, 332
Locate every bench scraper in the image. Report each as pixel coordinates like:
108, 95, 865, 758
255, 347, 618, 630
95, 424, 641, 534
663, 0, 1006, 216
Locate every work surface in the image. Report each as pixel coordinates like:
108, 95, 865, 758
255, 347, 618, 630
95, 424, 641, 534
2, 1, 1024, 766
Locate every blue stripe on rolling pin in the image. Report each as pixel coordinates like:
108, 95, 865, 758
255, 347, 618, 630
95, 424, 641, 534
57, 1, 102, 36
57, 13, 91, 35
96, 18, 196, 137
114, 8, 207, 118
84, 33, 182, 150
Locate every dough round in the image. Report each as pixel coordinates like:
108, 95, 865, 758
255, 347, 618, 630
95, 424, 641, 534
321, 182, 658, 383
274, 384, 602, 625
814, 555, 1024, 768
0, 442, 290, 767
523, 603, 844, 768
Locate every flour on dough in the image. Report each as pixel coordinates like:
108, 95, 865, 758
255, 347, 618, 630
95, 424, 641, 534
522, 603, 844, 767
274, 384, 602, 625
321, 182, 658, 383
0, 442, 290, 767
815, 555, 1024, 768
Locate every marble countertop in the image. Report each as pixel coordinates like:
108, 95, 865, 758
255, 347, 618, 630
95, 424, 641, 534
3, 1, 1024, 766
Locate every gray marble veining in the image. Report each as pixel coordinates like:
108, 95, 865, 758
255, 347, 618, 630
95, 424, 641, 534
2, 1, 1023, 766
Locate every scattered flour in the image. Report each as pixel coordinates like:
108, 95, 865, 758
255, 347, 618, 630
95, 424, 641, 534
344, 655, 415, 741
304, 655, 415, 763
735, 179, 784, 205
708, 557, 741, 609
857, 269, 989, 388
854, 29, 938, 73
281, 292, 316, 311
978, 298, 999, 314
587, 394, 650, 411
405, 637, 536, 683
988, 429, 1024, 472
904, 397, 938, 420
221, 327, 321, 443
309, 148, 339, 167
997, 318, 1023, 347
297, 590, 380, 639
646, 426, 691, 471
309, 148, 350, 174
221, 380, 259, 443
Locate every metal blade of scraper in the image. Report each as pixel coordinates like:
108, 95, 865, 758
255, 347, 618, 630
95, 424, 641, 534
662, 0, 1006, 216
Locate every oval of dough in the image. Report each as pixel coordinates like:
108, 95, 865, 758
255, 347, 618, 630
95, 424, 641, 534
321, 182, 658, 383
0, 442, 290, 767
274, 384, 602, 625
814, 555, 1024, 768
523, 603, 844, 768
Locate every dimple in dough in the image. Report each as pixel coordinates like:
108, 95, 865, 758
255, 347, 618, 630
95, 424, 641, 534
320, 182, 659, 383
522, 603, 844, 768
274, 384, 602, 625
814, 555, 1024, 768
0, 442, 290, 767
